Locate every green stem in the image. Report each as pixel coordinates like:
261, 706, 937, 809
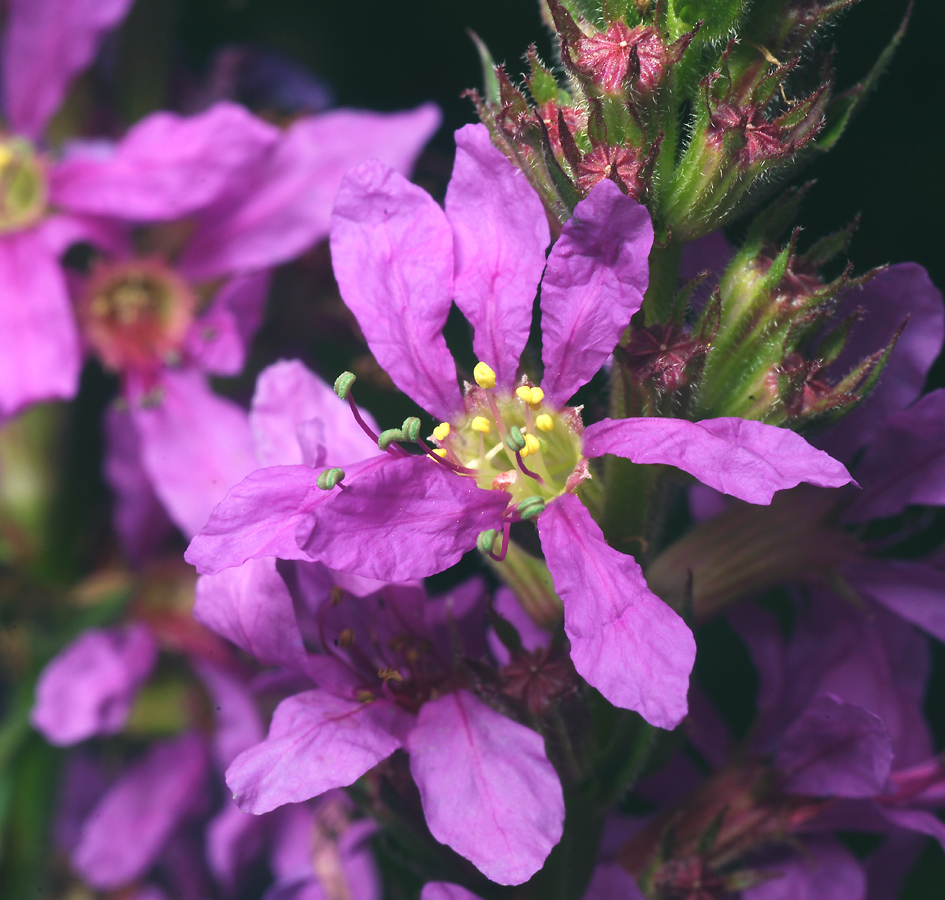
641, 241, 684, 326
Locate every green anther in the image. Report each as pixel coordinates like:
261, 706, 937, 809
505, 425, 527, 452
378, 428, 404, 450
316, 467, 345, 490
401, 416, 421, 443
517, 496, 546, 521
334, 371, 356, 400
477, 529, 499, 554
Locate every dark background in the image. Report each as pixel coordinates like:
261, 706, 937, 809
101, 0, 945, 894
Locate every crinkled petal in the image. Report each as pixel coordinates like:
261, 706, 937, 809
50, 103, 279, 220
1, 0, 134, 138
844, 389, 945, 522
540, 180, 652, 405
297, 455, 509, 582
0, 229, 80, 415
103, 405, 175, 565
31, 623, 157, 746
179, 104, 440, 280
194, 558, 316, 678
421, 885, 484, 900
776, 694, 893, 798
582, 864, 646, 900
226, 690, 410, 814
250, 359, 380, 468
330, 160, 460, 419
130, 369, 258, 538
742, 840, 866, 900
72, 733, 209, 889
408, 691, 564, 885
845, 560, 945, 643
185, 456, 388, 574
538, 494, 695, 729
822, 264, 944, 457
185, 272, 271, 376
445, 124, 549, 388
582, 416, 853, 504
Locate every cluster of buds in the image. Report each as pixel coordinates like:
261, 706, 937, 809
469, 0, 902, 241
691, 187, 898, 428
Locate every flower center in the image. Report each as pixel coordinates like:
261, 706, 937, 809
0, 137, 47, 233
432, 364, 585, 508
77, 259, 196, 373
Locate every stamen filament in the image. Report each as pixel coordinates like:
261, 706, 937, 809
488, 521, 512, 562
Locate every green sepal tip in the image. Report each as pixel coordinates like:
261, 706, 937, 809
316, 468, 345, 490
401, 416, 421, 443
517, 496, 546, 521
334, 371, 356, 400
378, 428, 404, 451
477, 528, 499, 554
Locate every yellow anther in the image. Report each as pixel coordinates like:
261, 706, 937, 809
432, 422, 451, 441
526, 386, 545, 405
432, 448, 448, 458
521, 433, 541, 457
471, 416, 491, 434
378, 667, 404, 684
0, 146, 12, 169
356, 690, 376, 704
474, 362, 496, 389
535, 413, 554, 432
515, 386, 531, 401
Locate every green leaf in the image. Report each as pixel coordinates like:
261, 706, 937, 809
467, 30, 500, 106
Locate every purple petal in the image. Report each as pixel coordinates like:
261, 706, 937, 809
540, 180, 653, 405
879, 807, 945, 852
330, 160, 460, 419
50, 103, 279, 220
191, 661, 265, 770
538, 494, 695, 729
185, 273, 271, 376
844, 389, 945, 522
250, 359, 380, 468
582, 864, 646, 900
582, 416, 853, 504
226, 690, 410, 814
297, 456, 509, 582
130, 369, 258, 538
185, 456, 390, 574
53, 753, 109, 854
179, 104, 440, 280
408, 691, 564, 885
445, 124, 549, 388
1, 0, 134, 138
206, 800, 267, 895
194, 558, 312, 677
103, 405, 175, 565
822, 264, 944, 457
421, 885, 484, 900
846, 560, 945, 643
425, 576, 490, 662
31, 623, 157, 746
0, 229, 80, 415
742, 840, 866, 900
72, 733, 209, 889
776, 694, 893, 798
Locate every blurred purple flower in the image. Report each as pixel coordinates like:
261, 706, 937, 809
48, 100, 439, 548
0, 0, 135, 416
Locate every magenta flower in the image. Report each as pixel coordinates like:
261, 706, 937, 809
187, 125, 852, 731
196, 559, 565, 885
0, 0, 135, 416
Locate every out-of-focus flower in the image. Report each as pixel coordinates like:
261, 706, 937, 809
0, 0, 135, 417
187, 125, 853, 731
48, 100, 439, 549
